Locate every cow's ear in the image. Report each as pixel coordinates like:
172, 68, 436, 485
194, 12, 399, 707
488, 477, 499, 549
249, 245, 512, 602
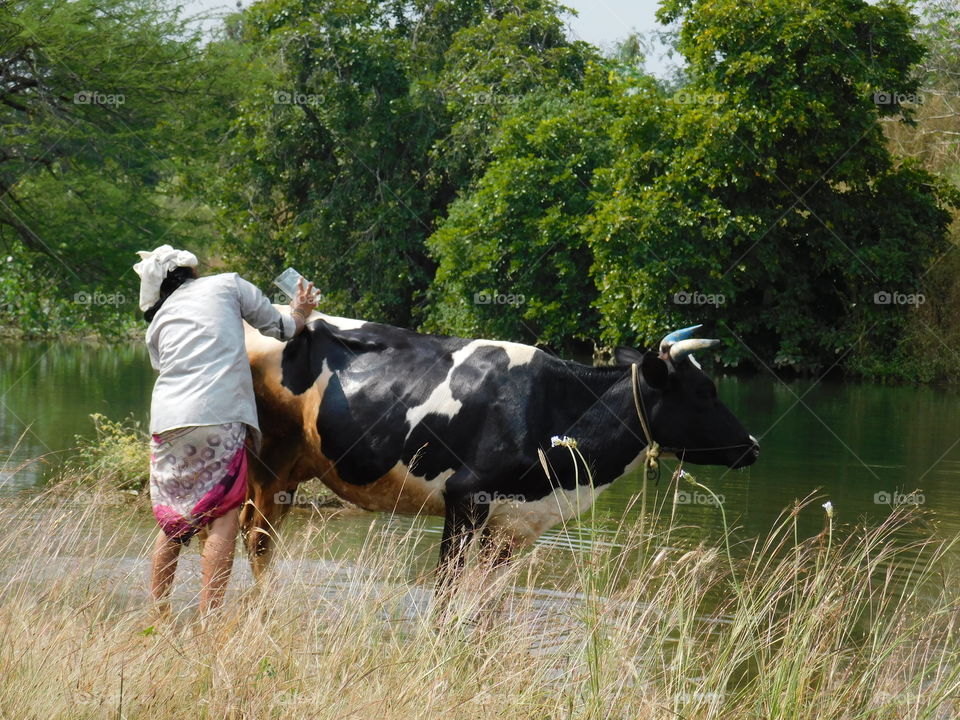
614, 346, 645, 366
640, 351, 670, 390
280, 326, 319, 395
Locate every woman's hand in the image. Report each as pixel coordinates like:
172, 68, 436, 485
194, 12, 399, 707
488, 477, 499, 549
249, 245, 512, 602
291, 278, 320, 334
292, 277, 320, 314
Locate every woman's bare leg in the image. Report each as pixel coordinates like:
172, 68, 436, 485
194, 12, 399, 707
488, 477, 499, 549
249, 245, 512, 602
151, 530, 181, 614
200, 507, 240, 614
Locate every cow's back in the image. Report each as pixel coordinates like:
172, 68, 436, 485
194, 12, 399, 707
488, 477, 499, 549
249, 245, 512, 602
246, 311, 551, 517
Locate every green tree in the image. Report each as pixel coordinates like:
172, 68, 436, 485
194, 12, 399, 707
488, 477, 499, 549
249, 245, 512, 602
424, 67, 649, 349
213, 0, 597, 326
879, 0, 960, 382
917, 0, 960, 92
0, 0, 222, 334
589, 0, 955, 371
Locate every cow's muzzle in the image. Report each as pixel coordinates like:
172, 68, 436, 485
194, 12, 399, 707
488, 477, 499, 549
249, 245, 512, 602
731, 435, 760, 469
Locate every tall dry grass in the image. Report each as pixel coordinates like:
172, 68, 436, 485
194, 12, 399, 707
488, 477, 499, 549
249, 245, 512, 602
0, 469, 957, 720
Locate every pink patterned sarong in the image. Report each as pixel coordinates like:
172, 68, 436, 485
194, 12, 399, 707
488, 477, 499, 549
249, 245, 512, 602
149, 422, 248, 543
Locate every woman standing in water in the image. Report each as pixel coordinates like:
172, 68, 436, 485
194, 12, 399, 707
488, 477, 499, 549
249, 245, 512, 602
133, 245, 319, 615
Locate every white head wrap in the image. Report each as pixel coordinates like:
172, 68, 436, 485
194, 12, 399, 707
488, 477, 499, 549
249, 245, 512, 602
132, 245, 199, 311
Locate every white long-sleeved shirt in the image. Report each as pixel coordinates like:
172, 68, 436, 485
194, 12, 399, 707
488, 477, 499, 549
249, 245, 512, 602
145, 273, 296, 446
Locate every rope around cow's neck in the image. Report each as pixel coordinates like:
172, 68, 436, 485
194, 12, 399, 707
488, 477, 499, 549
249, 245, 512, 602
630, 362, 660, 538
630, 363, 661, 486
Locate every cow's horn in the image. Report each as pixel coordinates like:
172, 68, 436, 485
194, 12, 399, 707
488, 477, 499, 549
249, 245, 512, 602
669, 338, 720, 362
659, 324, 703, 355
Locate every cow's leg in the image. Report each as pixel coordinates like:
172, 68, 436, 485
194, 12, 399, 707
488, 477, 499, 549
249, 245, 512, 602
240, 481, 281, 580
472, 525, 516, 629
435, 473, 489, 611
477, 526, 514, 570
240, 453, 294, 580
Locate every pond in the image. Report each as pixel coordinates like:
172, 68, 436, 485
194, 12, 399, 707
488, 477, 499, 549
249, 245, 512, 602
2, 340, 959, 559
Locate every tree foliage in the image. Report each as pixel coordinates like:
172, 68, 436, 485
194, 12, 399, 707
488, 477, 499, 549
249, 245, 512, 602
428, 0, 956, 370
0, 0, 956, 379
593, 0, 955, 369
214, 0, 597, 325
424, 69, 629, 348
0, 0, 231, 334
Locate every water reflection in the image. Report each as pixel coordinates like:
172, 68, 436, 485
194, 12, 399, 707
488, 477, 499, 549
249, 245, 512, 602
0, 341, 153, 487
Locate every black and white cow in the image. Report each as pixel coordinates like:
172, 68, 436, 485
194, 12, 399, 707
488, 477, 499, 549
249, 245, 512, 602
241, 312, 759, 589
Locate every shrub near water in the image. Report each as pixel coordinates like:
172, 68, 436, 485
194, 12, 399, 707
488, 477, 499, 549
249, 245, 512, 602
0, 463, 958, 720
68, 413, 151, 491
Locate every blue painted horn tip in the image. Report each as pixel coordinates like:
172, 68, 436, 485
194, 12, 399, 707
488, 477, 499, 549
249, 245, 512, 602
662, 324, 703, 344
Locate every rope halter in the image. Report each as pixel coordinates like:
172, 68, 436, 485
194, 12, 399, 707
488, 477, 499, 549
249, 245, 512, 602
631, 362, 661, 485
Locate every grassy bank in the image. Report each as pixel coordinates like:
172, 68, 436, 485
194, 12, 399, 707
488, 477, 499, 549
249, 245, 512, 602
0, 468, 957, 719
